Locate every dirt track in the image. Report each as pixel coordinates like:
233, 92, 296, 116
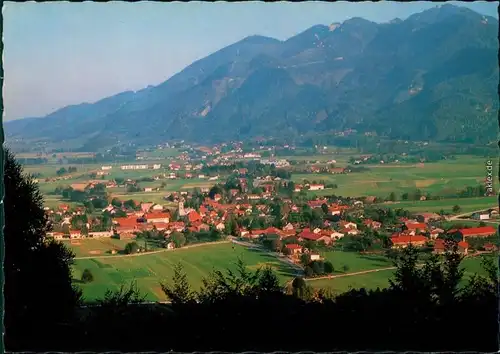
305, 266, 397, 282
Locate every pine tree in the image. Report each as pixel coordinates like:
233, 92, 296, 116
4, 150, 82, 349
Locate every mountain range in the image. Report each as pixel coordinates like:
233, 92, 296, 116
5, 4, 499, 151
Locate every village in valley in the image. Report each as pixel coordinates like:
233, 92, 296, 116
21, 139, 497, 301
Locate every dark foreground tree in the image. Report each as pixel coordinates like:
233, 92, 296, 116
4, 150, 82, 350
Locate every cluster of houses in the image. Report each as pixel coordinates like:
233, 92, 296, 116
47, 192, 499, 257
46, 168, 498, 261
390, 217, 497, 255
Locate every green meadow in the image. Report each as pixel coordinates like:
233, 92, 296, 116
377, 197, 497, 213
68, 239, 497, 302
293, 156, 496, 207
71, 242, 298, 302
306, 254, 496, 294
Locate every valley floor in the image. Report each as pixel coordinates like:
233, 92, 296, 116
68, 240, 494, 302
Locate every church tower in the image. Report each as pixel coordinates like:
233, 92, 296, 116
178, 201, 185, 216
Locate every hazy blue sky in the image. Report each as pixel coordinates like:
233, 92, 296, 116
3, 1, 498, 121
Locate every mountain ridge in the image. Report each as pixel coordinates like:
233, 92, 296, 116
6, 4, 499, 150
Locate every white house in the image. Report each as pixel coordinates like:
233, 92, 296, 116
121, 164, 148, 170
309, 184, 325, 191
341, 222, 358, 229
310, 253, 321, 261
330, 231, 345, 240
88, 230, 114, 238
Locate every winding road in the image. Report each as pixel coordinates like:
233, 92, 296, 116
305, 266, 396, 282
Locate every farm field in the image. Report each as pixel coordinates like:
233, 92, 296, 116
68, 237, 497, 302
440, 219, 500, 228
63, 238, 142, 257
377, 196, 497, 213
139, 148, 181, 158
68, 242, 396, 302
71, 242, 298, 302
307, 268, 394, 292
320, 250, 392, 273
293, 157, 496, 201
279, 154, 352, 164
307, 254, 496, 294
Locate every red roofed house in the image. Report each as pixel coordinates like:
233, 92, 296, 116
199, 205, 208, 216
188, 210, 202, 223
167, 222, 186, 232
363, 219, 382, 229
114, 217, 139, 228
146, 212, 171, 224
308, 200, 327, 208
298, 229, 322, 241
317, 235, 333, 245
59, 204, 70, 212
433, 239, 469, 255
430, 228, 445, 240
391, 235, 428, 249
151, 222, 169, 231
405, 222, 428, 232
483, 243, 498, 252
330, 167, 345, 174
448, 226, 496, 240
69, 230, 82, 239
329, 207, 342, 216
250, 227, 282, 239
141, 203, 154, 213
113, 217, 140, 239
285, 244, 303, 255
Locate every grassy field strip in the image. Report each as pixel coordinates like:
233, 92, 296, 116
74, 240, 230, 259
72, 242, 299, 301
230, 239, 303, 274
306, 254, 496, 291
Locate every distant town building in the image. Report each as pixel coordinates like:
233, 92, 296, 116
309, 184, 325, 191
120, 164, 149, 170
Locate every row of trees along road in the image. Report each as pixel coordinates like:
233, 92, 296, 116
4, 150, 498, 352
